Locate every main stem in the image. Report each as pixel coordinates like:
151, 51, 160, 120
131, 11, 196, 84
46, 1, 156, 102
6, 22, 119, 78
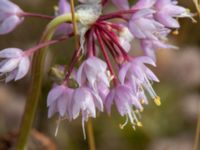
16, 14, 79, 150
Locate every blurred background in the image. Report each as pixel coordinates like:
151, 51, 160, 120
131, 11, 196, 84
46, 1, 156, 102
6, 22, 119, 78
0, 0, 200, 150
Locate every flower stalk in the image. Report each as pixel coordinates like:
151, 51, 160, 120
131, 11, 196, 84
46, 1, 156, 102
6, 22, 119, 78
86, 119, 96, 150
19, 12, 53, 20
16, 13, 79, 150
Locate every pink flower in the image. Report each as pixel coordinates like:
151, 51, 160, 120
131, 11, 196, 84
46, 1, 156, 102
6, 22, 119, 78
0, 0, 24, 35
70, 87, 103, 138
105, 85, 143, 129
76, 56, 110, 89
70, 87, 103, 120
118, 56, 160, 105
129, 9, 169, 40
155, 0, 194, 28
47, 85, 74, 118
0, 48, 30, 82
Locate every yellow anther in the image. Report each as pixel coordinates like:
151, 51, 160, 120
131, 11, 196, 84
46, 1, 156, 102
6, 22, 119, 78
54, 6, 58, 12
137, 122, 143, 127
154, 96, 161, 106
140, 99, 145, 104
173, 29, 179, 35
119, 124, 123, 129
119, 124, 124, 130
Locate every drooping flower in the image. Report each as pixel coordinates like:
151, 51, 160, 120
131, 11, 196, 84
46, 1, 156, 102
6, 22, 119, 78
105, 84, 143, 129
47, 85, 74, 118
0, 48, 30, 82
118, 56, 161, 106
0, 0, 24, 35
129, 9, 169, 40
70, 86, 103, 138
76, 56, 110, 89
155, 0, 194, 28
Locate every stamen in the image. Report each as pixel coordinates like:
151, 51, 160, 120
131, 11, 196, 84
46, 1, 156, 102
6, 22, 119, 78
173, 29, 179, 35
137, 122, 143, 127
140, 99, 145, 105
106, 70, 114, 82
126, 104, 135, 125
119, 115, 129, 129
185, 9, 197, 23
143, 76, 158, 100
132, 125, 136, 130
55, 117, 61, 137
82, 118, 87, 140
154, 96, 161, 106
131, 109, 144, 128
135, 110, 142, 119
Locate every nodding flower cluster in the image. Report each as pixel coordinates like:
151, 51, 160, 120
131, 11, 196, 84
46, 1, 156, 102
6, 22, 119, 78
0, 0, 194, 138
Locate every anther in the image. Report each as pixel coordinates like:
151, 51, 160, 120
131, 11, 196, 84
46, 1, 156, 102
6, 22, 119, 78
154, 96, 161, 106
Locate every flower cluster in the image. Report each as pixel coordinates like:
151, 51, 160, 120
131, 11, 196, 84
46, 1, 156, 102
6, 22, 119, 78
0, 0, 194, 137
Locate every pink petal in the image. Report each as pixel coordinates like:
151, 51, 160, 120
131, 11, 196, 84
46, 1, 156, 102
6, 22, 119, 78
0, 16, 22, 35
47, 85, 65, 106
5, 69, 17, 83
48, 102, 57, 118
0, 48, 23, 58
111, 0, 130, 10
118, 63, 131, 84
105, 90, 115, 114
58, 0, 70, 14
134, 56, 156, 66
91, 90, 103, 111
15, 57, 30, 80
76, 63, 86, 85
57, 94, 68, 117
0, 58, 19, 73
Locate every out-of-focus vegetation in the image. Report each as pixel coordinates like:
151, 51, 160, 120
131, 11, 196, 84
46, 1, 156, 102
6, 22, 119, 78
0, 0, 200, 149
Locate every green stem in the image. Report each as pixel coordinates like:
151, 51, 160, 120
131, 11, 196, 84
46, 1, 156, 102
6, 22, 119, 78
16, 13, 79, 150
86, 119, 96, 150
